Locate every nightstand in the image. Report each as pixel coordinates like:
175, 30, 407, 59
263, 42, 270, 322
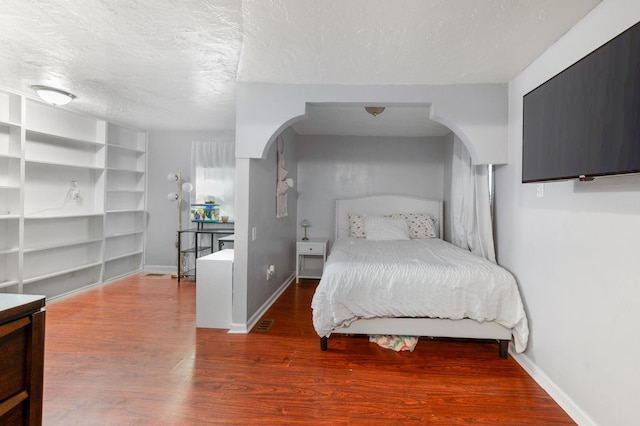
296, 238, 329, 283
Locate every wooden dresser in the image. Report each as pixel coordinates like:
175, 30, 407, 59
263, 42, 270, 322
0, 294, 46, 426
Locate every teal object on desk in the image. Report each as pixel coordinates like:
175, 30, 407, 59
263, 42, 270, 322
190, 203, 220, 222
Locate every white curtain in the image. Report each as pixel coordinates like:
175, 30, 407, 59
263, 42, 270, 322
191, 140, 235, 218
450, 136, 496, 262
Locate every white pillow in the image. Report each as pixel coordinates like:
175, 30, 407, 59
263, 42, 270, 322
364, 216, 410, 241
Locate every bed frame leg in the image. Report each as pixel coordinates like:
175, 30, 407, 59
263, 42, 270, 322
320, 336, 328, 351
499, 340, 509, 359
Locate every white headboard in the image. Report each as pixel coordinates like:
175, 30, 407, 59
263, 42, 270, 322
334, 194, 444, 239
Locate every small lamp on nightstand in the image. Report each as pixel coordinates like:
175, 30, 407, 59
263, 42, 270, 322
301, 219, 310, 240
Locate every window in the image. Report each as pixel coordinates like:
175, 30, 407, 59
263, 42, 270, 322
191, 140, 235, 219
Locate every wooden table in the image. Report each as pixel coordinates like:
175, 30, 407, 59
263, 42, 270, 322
0, 293, 46, 426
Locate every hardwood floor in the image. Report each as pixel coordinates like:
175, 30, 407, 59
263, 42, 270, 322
42, 274, 574, 425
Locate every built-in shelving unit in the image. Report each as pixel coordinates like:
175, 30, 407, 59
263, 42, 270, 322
0, 89, 22, 294
104, 123, 147, 281
0, 88, 147, 299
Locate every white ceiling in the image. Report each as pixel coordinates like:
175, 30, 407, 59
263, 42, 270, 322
0, 0, 600, 136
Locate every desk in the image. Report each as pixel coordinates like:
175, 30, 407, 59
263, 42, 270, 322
177, 227, 234, 282
218, 234, 235, 250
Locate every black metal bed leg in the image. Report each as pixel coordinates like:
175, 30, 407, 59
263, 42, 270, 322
499, 340, 509, 359
320, 336, 328, 351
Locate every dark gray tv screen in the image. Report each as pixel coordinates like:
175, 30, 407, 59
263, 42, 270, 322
522, 21, 640, 183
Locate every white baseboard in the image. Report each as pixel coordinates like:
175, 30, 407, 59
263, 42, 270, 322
48, 270, 142, 303
143, 265, 176, 274
511, 351, 596, 426
227, 274, 294, 334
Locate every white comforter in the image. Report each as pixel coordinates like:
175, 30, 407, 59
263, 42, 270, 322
311, 238, 529, 353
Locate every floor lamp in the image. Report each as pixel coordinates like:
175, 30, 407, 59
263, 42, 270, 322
167, 172, 193, 231
168, 172, 193, 279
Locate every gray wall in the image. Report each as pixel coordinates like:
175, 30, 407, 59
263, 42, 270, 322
237, 131, 448, 325
497, 1, 640, 424
441, 132, 455, 242
145, 130, 230, 272
244, 128, 299, 320
296, 134, 448, 242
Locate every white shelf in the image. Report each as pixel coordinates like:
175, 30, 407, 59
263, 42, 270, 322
0, 279, 19, 289
105, 250, 143, 263
104, 123, 146, 280
106, 230, 144, 239
105, 208, 145, 214
106, 187, 144, 211
0, 91, 22, 236
107, 189, 144, 193
23, 261, 103, 285
24, 237, 103, 254
1, 91, 146, 299
106, 123, 145, 150
105, 211, 144, 237
0, 120, 20, 128
107, 143, 145, 154
0, 245, 19, 290
25, 100, 105, 144
26, 129, 105, 148
25, 158, 105, 171
24, 212, 104, 219
0, 152, 20, 160
0, 90, 21, 127
25, 129, 104, 176
103, 258, 142, 282
23, 215, 103, 252
106, 166, 145, 174
0, 155, 20, 189
0, 214, 20, 219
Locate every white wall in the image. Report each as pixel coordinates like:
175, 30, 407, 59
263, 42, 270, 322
236, 83, 508, 165
145, 130, 231, 272
296, 134, 448, 241
497, 1, 640, 425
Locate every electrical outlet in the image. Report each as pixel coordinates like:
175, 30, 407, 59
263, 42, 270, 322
70, 180, 80, 200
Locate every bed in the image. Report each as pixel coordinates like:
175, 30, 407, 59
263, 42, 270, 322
310, 194, 529, 358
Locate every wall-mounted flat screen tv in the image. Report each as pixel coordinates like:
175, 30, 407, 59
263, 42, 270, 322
522, 21, 640, 183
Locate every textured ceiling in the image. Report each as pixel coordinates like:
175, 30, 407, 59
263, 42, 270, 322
0, 0, 600, 134
240, 0, 598, 85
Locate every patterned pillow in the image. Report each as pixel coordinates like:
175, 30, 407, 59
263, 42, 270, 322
348, 213, 366, 238
390, 213, 438, 239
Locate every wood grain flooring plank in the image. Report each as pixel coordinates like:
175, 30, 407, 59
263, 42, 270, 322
41, 274, 575, 425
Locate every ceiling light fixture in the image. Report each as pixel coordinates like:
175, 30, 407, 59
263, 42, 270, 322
31, 85, 76, 106
365, 106, 385, 117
